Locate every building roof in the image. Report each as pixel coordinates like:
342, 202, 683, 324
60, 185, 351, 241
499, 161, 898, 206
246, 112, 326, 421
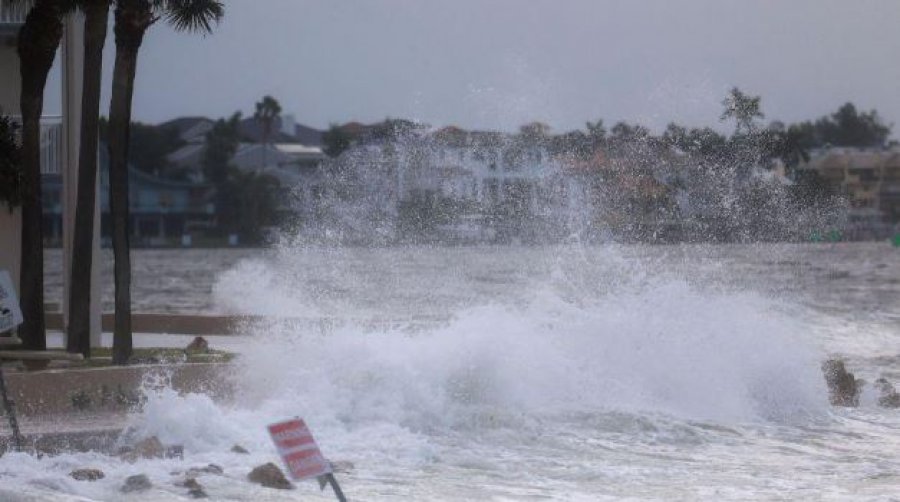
274, 143, 323, 155
294, 123, 323, 146
238, 117, 299, 144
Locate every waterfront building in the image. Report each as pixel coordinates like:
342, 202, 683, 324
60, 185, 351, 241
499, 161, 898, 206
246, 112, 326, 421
798, 147, 900, 238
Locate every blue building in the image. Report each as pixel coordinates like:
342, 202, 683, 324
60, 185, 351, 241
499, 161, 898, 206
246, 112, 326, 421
42, 146, 215, 246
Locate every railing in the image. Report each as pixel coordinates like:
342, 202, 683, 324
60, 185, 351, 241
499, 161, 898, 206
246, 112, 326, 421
39, 116, 62, 175
0, 0, 29, 25
9, 115, 63, 175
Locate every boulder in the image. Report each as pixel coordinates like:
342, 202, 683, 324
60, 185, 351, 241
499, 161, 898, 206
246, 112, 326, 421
248, 462, 293, 490
186, 464, 224, 477
876, 378, 900, 408
121, 474, 152, 493
231, 444, 249, 454
822, 359, 861, 407
181, 478, 208, 499
185, 336, 210, 353
70, 468, 105, 481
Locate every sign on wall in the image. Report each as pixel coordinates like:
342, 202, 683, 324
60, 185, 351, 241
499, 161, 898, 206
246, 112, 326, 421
0, 270, 23, 334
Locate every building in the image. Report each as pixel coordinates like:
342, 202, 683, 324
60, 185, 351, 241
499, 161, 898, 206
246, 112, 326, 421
42, 146, 215, 246
798, 147, 900, 237
0, 7, 101, 342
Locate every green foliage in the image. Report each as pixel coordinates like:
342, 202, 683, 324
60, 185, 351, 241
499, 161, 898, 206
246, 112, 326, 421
162, 0, 224, 33
253, 95, 282, 144
322, 123, 352, 158
803, 102, 891, 148
721, 87, 764, 134
0, 116, 23, 212
519, 121, 551, 138
202, 111, 241, 184
100, 117, 185, 176
370, 118, 423, 142
217, 168, 282, 244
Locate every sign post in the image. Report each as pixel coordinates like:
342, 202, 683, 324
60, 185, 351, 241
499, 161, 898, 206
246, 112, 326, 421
0, 270, 24, 335
0, 270, 23, 451
267, 418, 347, 502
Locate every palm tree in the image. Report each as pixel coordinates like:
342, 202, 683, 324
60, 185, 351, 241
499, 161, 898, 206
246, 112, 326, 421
67, 0, 110, 358
720, 87, 764, 136
254, 95, 281, 168
15, 0, 76, 351
107, 0, 223, 364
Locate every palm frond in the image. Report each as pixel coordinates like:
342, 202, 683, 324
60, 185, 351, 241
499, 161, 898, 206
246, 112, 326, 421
162, 0, 222, 33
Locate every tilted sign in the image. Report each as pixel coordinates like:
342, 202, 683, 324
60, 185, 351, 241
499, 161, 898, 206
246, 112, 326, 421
0, 271, 23, 334
267, 418, 332, 481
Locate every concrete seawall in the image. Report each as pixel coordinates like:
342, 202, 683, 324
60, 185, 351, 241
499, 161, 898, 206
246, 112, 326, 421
3, 362, 233, 417
1, 363, 233, 454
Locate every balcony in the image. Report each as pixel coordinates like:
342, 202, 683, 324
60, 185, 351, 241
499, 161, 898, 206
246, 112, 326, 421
10, 115, 63, 175
0, 0, 28, 28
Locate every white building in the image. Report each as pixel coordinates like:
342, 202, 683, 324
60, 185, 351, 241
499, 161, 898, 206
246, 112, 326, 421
0, 5, 100, 344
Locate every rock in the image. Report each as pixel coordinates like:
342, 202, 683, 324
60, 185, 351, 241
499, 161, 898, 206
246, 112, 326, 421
231, 444, 249, 454
181, 478, 208, 499
118, 436, 183, 462
875, 378, 900, 408
248, 462, 293, 490
70, 468, 105, 481
121, 474, 152, 493
188, 486, 208, 498
186, 464, 224, 477
330, 460, 355, 474
185, 336, 209, 353
822, 359, 861, 407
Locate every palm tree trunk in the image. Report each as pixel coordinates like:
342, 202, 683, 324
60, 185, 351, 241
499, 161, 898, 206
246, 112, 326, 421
67, 0, 109, 358
16, 1, 66, 351
108, 2, 152, 365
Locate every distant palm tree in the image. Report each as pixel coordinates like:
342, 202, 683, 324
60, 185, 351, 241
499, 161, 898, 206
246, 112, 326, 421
254, 95, 281, 168
14, 0, 76, 351
107, 0, 223, 364
720, 87, 764, 136
67, 0, 111, 358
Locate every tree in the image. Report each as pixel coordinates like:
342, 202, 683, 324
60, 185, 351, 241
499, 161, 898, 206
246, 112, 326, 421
253, 95, 281, 167
720, 87, 764, 135
817, 102, 891, 148
322, 123, 352, 158
586, 119, 606, 148
67, 0, 110, 358
519, 121, 551, 139
15, 0, 76, 351
100, 118, 184, 176
217, 168, 281, 244
202, 111, 241, 185
107, 0, 223, 364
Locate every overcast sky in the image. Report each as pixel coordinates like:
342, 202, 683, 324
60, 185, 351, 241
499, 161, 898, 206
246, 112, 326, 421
45, 0, 900, 135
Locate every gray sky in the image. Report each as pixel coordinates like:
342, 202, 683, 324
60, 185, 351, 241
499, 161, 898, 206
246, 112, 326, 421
47, 0, 900, 135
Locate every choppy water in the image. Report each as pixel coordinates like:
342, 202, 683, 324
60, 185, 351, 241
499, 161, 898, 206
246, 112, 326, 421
8, 242, 900, 500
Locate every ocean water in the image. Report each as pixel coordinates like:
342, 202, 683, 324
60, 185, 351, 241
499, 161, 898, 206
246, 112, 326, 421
6, 242, 900, 500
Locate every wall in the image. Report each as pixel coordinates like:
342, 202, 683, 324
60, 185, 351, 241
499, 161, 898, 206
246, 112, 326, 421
0, 208, 21, 292
0, 41, 20, 290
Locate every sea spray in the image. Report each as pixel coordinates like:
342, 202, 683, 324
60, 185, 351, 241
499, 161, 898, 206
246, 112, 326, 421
228, 276, 828, 427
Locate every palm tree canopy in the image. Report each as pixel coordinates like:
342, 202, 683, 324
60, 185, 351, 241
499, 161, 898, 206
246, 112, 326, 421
254, 95, 282, 122
160, 0, 223, 33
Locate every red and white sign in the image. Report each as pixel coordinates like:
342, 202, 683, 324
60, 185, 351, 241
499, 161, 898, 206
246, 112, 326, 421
267, 418, 332, 481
